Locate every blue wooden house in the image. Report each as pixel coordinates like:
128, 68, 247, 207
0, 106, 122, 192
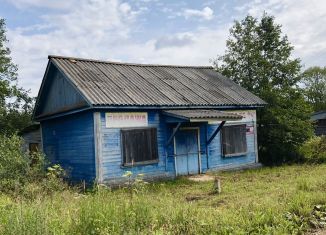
33, 55, 266, 184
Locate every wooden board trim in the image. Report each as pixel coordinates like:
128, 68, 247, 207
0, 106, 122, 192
94, 112, 103, 183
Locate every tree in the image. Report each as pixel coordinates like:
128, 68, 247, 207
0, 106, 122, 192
0, 18, 33, 135
302, 66, 326, 112
214, 13, 313, 165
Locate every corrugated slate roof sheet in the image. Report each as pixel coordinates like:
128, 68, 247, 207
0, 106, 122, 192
311, 110, 326, 121
49, 55, 266, 107
163, 109, 242, 120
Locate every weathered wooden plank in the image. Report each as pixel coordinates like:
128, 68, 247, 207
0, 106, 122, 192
37, 68, 88, 117
41, 111, 96, 182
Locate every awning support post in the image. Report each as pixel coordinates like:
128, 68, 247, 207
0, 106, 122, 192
166, 122, 182, 147
207, 121, 226, 145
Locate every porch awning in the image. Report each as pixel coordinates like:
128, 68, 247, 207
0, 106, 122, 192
162, 109, 242, 122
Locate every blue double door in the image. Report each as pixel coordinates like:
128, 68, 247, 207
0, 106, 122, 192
174, 128, 200, 175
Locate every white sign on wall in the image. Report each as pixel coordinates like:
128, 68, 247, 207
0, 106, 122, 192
105, 112, 148, 128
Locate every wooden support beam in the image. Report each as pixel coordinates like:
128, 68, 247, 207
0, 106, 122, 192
207, 121, 226, 145
166, 122, 182, 147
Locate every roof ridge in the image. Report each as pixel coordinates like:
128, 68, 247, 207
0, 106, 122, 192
48, 55, 213, 69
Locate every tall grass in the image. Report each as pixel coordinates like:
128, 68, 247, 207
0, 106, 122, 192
1, 164, 326, 234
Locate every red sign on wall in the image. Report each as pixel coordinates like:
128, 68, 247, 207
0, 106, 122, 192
105, 112, 148, 128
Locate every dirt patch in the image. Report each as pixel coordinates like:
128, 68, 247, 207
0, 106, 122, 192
188, 174, 215, 182
211, 199, 226, 207
185, 195, 207, 201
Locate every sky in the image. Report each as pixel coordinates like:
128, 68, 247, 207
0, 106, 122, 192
1, 0, 326, 96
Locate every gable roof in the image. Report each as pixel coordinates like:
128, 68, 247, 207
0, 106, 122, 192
47, 55, 266, 108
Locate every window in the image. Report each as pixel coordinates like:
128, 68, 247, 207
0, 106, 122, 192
29, 143, 40, 166
221, 124, 247, 157
121, 128, 159, 166
29, 143, 39, 153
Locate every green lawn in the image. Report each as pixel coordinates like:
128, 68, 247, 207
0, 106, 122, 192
1, 164, 326, 234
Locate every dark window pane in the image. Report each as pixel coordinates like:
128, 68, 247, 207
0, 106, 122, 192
121, 128, 158, 165
222, 125, 247, 156
29, 143, 39, 153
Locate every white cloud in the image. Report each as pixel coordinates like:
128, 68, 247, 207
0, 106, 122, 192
119, 2, 131, 14
181, 7, 214, 21
7, 0, 142, 95
5, 0, 78, 10
138, 0, 158, 2
113, 27, 228, 67
155, 33, 195, 50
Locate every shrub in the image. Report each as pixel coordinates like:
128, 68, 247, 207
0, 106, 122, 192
299, 136, 326, 163
0, 134, 68, 197
0, 134, 30, 192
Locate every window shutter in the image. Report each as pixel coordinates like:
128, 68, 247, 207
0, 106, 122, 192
121, 128, 158, 165
222, 125, 247, 156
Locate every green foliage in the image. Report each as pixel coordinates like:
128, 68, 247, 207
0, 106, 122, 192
299, 136, 326, 163
0, 18, 33, 135
122, 171, 149, 201
46, 164, 65, 179
214, 13, 314, 165
302, 66, 326, 112
0, 134, 67, 197
1, 164, 326, 234
215, 14, 301, 93
0, 134, 29, 192
0, 19, 17, 85
258, 89, 314, 164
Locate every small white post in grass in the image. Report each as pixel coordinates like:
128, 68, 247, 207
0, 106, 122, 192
214, 177, 221, 194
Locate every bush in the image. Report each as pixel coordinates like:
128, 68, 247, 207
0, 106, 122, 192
299, 136, 326, 163
0, 134, 30, 192
0, 134, 67, 197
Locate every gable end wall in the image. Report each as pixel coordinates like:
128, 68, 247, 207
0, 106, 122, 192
35, 65, 89, 118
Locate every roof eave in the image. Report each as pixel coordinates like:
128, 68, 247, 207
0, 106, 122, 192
32, 60, 52, 121
35, 104, 264, 122
34, 106, 93, 122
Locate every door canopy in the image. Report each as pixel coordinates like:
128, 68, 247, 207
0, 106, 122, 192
163, 109, 243, 122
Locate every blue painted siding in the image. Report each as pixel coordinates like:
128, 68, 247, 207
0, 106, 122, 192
40, 109, 258, 184
206, 121, 256, 170
41, 111, 96, 182
164, 120, 256, 175
36, 66, 88, 117
99, 110, 174, 183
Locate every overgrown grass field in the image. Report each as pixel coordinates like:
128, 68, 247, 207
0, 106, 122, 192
1, 164, 326, 234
